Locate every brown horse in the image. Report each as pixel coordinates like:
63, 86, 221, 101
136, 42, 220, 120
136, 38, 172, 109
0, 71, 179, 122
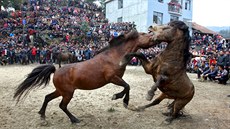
123, 21, 195, 124
13, 30, 158, 123
56, 52, 76, 68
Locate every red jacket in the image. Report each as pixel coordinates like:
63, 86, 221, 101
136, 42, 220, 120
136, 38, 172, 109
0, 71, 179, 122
31, 48, 37, 56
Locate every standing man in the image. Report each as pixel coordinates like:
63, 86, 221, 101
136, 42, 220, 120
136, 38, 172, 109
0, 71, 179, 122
217, 51, 226, 66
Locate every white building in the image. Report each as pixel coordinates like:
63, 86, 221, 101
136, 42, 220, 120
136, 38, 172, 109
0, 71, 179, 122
105, 0, 193, 33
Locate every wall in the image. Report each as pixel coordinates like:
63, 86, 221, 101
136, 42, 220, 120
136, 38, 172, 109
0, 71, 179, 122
106, 0, 148, 32
106, 0, 193, 33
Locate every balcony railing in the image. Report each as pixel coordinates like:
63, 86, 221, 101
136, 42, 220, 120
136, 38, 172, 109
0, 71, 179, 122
168, 2, 182, 15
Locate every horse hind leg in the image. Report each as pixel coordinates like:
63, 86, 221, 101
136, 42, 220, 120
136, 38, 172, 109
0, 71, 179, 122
162, 100, 175, 116
136, 93, 167, 111
59, 91, 80, 123
38, 90, 60, 119
164, 97, 192, 124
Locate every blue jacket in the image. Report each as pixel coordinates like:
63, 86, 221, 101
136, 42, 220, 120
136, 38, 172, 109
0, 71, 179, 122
203, 67, 218, 76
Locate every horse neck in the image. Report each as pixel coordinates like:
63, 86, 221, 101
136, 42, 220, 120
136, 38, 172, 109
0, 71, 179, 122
116, 40, 138, 56
161, 38, 186, 64
119, 40, 138, 55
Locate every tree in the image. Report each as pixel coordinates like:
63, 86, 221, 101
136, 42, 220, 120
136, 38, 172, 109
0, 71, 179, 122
1, 0, 23, 10
219, 29, 230, 38
98, 0, 106, 12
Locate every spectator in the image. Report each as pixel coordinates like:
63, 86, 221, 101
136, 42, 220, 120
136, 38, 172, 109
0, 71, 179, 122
215, 65, 229, 85
201, 64, 218, 81
196, 61, 209, 79
217, 51, 226, 66
225, 50, 230, 71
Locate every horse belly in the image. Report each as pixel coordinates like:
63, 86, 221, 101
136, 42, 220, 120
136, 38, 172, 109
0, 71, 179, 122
74, 76, 108, 90
159, 79, 194, 99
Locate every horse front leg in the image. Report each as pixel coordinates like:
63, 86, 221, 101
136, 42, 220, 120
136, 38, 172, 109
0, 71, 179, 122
146, 74, 168, 101
110, 76, 130, 108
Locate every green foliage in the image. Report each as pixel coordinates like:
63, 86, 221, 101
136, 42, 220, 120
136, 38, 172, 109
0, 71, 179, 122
99, 0, 106, 12
1, 0, 23, 10
80, 21, 90, 33
1, 0, 10, 8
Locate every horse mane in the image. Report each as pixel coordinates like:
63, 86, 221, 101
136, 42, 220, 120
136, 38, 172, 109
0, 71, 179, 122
169, 21, 192, 67
96, 30, 139, 54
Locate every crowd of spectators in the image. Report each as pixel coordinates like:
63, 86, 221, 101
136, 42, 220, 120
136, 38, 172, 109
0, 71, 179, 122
188, 33, 230, 85
0, 0, 136, 65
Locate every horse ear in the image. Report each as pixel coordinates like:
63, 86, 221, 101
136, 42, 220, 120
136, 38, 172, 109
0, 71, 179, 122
179, 24, 189, 31
109, 34, 125, 45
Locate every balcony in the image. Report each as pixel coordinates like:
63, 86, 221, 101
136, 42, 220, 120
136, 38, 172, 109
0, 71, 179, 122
168, 2, 182, 15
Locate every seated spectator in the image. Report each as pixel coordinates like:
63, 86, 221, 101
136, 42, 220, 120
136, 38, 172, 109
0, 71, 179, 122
215, 65, 229, 85
196, 61, 209, 79
201, 64, 218, 81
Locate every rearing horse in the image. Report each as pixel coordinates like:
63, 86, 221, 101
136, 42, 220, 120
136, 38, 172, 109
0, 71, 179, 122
123, 21, 195, 124
13, 30, 158, 123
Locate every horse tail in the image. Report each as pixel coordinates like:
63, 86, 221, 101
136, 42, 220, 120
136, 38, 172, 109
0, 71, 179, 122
13, 64, 56, 103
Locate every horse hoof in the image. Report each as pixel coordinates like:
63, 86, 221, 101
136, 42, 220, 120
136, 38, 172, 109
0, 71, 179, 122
136, 106, 145, 112
163, 117, 173, 125
71, 118, 81, 124
111, 95, 117, 100
128, 106, 144, 112
123, 103, 128, 108
40, 119, 49, 126
38, 111, 46, 119
146, 94, 154, 101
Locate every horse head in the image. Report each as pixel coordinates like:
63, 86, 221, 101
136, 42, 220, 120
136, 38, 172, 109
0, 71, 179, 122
148, 21, 190, 44
149, 21, 192, 66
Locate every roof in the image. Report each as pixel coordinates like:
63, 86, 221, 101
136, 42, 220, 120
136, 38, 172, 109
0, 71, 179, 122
192, 22, 218, 35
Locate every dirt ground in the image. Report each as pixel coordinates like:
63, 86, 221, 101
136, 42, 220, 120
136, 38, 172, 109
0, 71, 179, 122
0, 64, 230, 129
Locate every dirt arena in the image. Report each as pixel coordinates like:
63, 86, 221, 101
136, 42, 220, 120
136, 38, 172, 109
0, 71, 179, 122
0, 64, 230, 129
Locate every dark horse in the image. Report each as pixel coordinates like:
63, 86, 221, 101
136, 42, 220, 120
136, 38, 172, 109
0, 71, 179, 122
123, 21, 195, 124
55, 52, 76, 68
13, 30, 158, 123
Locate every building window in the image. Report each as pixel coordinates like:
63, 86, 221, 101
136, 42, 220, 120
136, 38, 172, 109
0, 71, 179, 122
117, 17, 122, 22
158, 0, 163, 3
118, 0, 123, 9
170, 15, 179, 21
185, 0, 191, 10
153, 11, 163, 25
